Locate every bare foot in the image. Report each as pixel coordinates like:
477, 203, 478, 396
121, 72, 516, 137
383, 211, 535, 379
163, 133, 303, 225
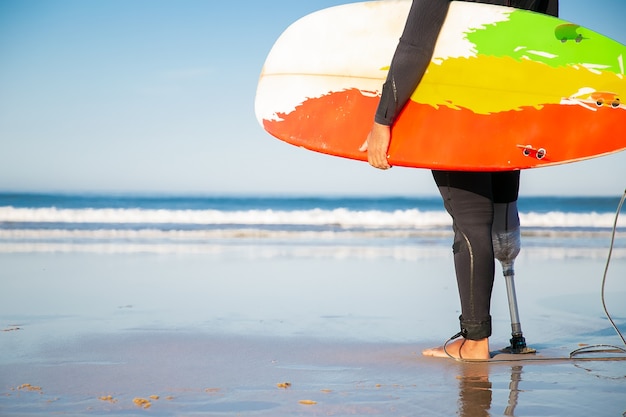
422, 338, 490, 360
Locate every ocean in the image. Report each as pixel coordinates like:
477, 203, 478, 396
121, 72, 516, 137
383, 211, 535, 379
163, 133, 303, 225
0, 192, 624, 258
2, 193, 626, 416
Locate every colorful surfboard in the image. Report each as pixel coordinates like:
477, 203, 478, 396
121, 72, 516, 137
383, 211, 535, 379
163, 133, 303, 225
255, 1, 626, 171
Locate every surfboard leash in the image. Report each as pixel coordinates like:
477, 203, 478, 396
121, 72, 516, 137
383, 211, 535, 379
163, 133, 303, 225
601, 189, 626, 346
570, 188, 626, 358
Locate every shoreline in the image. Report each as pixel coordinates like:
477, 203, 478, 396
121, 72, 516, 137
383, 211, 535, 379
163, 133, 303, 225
2, 330, 625, 416
1, 247, 625, 415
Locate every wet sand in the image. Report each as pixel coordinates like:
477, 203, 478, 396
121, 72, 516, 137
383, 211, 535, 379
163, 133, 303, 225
1, 247, 625, 416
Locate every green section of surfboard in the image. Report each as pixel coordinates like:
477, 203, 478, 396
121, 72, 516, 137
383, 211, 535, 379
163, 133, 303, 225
413, 6, 626, 114
468, 9, 624, 74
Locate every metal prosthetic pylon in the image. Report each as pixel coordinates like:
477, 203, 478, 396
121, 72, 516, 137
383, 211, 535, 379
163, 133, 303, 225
493, 203, 535, 355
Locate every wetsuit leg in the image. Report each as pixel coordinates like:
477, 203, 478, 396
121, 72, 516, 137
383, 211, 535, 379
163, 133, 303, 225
491, 170, 522, 275
432, 170, 495, 340
491, 171, 521, 257
491, 171, 520, 204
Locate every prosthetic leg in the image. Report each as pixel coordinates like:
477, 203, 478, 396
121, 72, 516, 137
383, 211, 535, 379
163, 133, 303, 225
492, 202, 535, 354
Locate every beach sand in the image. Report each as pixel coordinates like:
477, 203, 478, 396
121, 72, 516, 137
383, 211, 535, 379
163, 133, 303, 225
1, 245, 625, 416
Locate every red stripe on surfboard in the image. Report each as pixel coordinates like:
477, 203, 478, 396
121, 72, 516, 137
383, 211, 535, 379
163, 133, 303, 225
263, 89, 626, 170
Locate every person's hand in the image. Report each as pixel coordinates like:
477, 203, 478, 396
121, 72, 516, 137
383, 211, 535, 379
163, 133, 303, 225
359, 122, 392, 170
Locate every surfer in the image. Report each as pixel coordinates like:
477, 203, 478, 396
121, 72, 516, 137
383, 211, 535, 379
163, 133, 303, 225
363, 0, 559, 360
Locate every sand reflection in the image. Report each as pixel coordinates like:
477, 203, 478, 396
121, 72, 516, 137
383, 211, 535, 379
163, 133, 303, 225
457, 363, 524, 417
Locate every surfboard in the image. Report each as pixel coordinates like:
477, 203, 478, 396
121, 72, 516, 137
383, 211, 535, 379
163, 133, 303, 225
255, 1, 626, 171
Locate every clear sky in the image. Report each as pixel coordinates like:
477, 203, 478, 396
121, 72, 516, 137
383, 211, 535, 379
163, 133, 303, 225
1, 0, 625, 197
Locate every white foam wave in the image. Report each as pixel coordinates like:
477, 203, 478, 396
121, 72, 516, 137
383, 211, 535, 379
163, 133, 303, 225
0, 207, 623, 229
0, 241, 621, 260
0, 228, 452, 240
0, 207, 450, 228
521, 211, 624, 228
1, 228, 621, 242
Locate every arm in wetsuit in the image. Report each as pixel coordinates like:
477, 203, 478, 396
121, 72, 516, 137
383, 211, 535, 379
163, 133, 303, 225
363, 0, 559, 170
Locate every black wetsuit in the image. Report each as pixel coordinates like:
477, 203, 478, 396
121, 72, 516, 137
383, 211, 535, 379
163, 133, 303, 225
375, 0, 559, 340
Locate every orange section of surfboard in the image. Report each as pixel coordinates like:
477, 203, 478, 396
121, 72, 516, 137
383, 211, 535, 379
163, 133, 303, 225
255, 1, 626, 171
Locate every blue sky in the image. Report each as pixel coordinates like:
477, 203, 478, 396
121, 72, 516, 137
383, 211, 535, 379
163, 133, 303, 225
1, 0, 624, 196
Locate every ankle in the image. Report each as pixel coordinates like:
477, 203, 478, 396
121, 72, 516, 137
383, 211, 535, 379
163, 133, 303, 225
460, 338, 490, 359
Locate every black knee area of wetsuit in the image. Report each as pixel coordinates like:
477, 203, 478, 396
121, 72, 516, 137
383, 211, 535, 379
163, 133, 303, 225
432, 170, 520, 203
491, 171, 520, 203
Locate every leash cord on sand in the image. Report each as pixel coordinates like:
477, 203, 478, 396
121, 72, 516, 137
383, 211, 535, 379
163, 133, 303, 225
570, 189, 626, 357
443, 190, 626, 363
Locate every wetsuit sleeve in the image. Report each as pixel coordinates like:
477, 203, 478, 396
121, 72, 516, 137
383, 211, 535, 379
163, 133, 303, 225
374, 0, 450, 126
545, 0, 558, 17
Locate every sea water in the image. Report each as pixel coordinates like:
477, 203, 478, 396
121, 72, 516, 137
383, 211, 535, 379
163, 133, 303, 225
1, 193, 625, 356
0, 193, 624, 258
1, 195, 625, 417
